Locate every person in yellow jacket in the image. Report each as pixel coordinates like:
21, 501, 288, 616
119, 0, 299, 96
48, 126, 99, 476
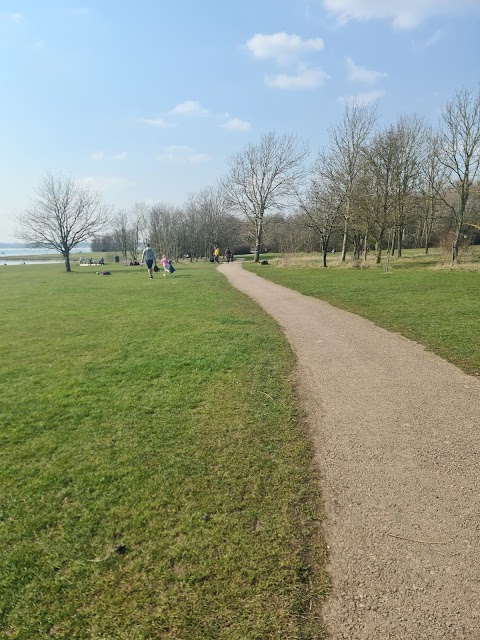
213, 245, 220, 263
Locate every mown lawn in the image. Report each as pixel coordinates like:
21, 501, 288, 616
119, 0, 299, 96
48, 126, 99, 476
0, 261, 328, 640
245, 250, 480, 376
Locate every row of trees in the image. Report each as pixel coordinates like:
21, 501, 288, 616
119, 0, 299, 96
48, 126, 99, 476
15, 84, 480, 271
300, 86, 480, 266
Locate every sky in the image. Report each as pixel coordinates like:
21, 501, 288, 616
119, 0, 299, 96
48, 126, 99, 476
1, 0, 479, 242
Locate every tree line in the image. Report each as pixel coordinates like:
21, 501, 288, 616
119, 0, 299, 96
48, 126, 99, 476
15, 84, 480, 271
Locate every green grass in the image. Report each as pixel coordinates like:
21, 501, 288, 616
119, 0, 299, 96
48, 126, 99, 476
0, 262, 328, 639
245, 249, 480, 376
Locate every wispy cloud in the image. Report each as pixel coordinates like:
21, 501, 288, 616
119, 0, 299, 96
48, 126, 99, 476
345, 57, 387, 85
266, 66, 329, 90
339, 89, 386, 105
141, 117, 176, 128
323, 0, 479, 29
220, 118, 251, 131
412, 29, 443, 50
77, 176, 136, 190
245, 32, 324, 64
157, 145, 209, 164
169, 101, 209, 116
91, 151, 127, 161
9, 12, 24, 22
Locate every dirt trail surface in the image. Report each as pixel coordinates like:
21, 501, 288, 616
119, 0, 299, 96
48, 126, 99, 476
218, 261, 480, 640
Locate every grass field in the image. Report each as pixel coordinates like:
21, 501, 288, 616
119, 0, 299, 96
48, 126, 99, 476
245, 248, 480, 376
0, 261, 328, 640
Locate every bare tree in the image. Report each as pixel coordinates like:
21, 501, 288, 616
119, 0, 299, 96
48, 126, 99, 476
14, 171, 112, 272
357, 126, 399, 264
438, 84, 480, 262
196, 186, 227, 258
417, 127, 448, 253
148, 202, 185, 260
183, 194, 204, 259
113, 203, 149, 261
221, 131, 309, 262
182, 187, 226, 259
390, 114, 426, 257
113, 209, 130, 260
296, 151, 345, 266
130, 202, 149, 259
324, 101, 378, 262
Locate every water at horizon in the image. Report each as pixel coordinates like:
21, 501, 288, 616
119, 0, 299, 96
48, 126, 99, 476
0, 246, 64, 257
0, 245, 88, 266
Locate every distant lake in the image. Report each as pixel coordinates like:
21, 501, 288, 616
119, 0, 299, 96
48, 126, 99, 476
0, 245, 85, 266
1, 246, 64, 257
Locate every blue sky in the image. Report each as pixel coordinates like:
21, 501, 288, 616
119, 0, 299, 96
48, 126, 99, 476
1, 0, 479, 242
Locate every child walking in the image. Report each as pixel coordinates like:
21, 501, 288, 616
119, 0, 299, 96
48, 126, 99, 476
161, 255, 170, 276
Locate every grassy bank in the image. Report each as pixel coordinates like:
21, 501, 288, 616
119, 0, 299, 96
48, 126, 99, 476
245, 249, 480, 376
0, 262, 328, 639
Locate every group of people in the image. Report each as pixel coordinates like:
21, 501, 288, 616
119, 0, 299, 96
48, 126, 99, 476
79, 244, 235, 278
141, 244, 175, 279
211, 246, 234, 263
79, 256, 104, 265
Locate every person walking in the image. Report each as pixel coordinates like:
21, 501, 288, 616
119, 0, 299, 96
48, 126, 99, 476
141, 243, 156, 279
161, 254, 170, 277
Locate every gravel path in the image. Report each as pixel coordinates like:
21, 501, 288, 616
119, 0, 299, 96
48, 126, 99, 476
218, 261, 480, 640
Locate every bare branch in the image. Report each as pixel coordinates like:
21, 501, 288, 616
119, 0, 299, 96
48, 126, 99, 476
14, 171, 112, 271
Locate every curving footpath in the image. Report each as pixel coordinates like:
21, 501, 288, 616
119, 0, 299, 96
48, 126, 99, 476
218, 261, 480, 640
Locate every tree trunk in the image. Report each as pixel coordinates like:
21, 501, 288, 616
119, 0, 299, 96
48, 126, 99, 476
425, 221, 432, 255
375, 236, 383, 264
452, 229, 460, 263
352, 234, 362, 261
64, 250, 71, 272
322, 245, 327, 267
341, 218, 348, 262
254, 218, 264, 263
384, 247, 390, 273
397, 226, 403, 258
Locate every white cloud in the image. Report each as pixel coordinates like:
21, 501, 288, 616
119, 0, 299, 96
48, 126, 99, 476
323, 0, 480, 29
345, 57, 387, 85
265, 66, 329, 90
221, 118, 251, 131
157, 145, 209, 164
245, 32, 324, 64
169, 101, 209, 116
339, 89, 386, 105
10, 13, 24, 22
141, 117, 176, 128
245, 32, 327, 90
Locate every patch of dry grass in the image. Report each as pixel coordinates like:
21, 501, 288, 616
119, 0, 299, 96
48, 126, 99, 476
273, 247, 480, 271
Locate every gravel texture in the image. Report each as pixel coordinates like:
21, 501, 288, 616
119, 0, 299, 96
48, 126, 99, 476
218, 261, 480, 640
